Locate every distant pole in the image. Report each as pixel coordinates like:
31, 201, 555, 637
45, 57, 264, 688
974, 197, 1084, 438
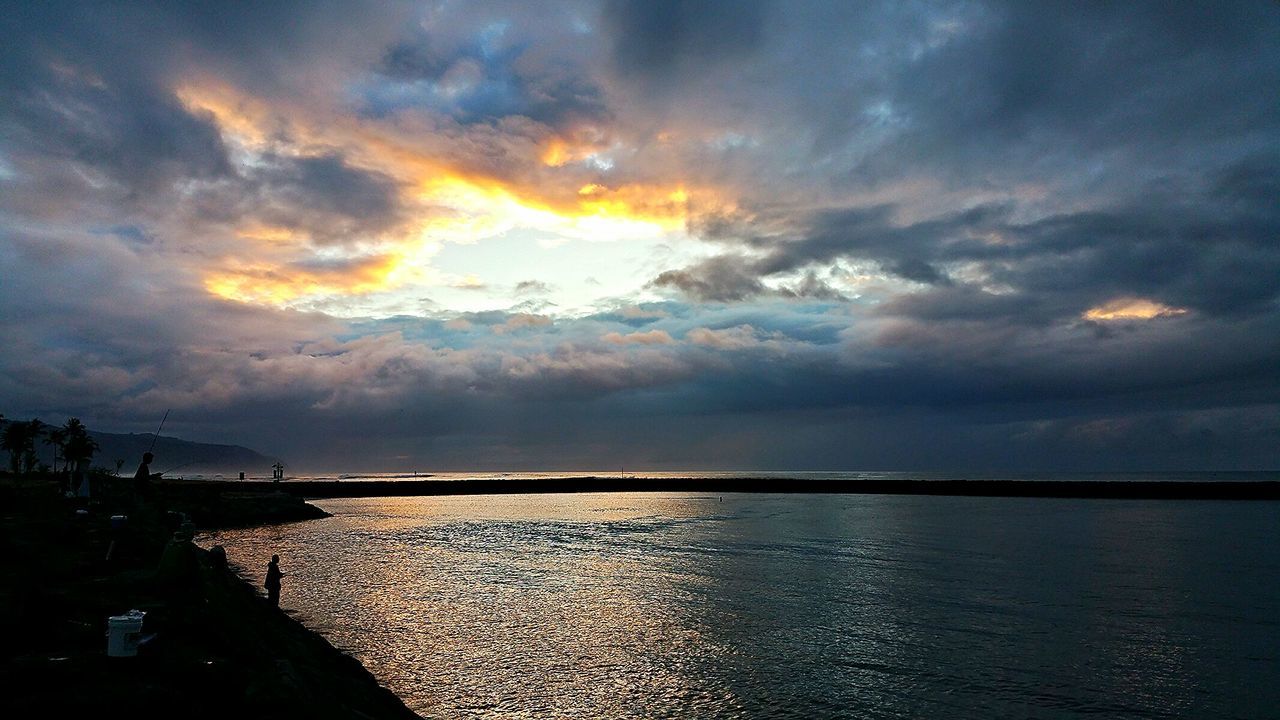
147, 409, 170, 454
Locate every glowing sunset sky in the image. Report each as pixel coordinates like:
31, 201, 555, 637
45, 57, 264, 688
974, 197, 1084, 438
1, 1, 1277, 470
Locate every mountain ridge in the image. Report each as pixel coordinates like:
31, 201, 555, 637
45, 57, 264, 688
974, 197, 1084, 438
90, 431, 276, 475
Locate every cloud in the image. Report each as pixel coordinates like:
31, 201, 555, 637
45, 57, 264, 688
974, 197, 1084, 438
451, 275, 488, 291
492, 313, 554, 334
657, 164, 1280, 322
650, 255, 768, 302
496, 343, 695, 399
775, 271, 848, 301
370, 29, 611, 130
515, 280, 553, 295
685, 325, 788, 351
1083, 298, 1189, 322
1, 1, 1277, 471
603, 0, 768, 82
238, 154, 405, 245
602, 329, 674, 345
618, 305, 669, 320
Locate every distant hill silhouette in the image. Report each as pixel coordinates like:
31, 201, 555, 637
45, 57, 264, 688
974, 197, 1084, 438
92, 431, 276, 475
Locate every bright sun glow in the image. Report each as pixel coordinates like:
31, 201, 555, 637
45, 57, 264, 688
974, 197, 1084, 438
178, 81, 702, 312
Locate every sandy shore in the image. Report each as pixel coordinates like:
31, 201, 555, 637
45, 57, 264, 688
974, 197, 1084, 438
0, 474, 419, 720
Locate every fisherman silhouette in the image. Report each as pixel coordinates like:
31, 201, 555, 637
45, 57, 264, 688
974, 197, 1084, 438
133, 451, 160, 500
265, 554, 285, 607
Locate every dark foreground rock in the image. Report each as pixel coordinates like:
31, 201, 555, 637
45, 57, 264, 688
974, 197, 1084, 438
0, 476, 418, 720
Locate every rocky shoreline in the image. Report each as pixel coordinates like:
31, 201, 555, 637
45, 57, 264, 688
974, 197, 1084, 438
0, 474, 419, 719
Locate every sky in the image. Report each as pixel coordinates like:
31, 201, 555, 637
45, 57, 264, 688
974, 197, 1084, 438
1, 1, 1277, 472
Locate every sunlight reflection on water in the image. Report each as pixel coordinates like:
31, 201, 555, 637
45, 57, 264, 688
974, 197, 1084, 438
200, 493, 1279, 719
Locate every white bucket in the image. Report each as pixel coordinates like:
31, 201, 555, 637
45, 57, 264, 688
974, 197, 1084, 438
107, 610, 146, 657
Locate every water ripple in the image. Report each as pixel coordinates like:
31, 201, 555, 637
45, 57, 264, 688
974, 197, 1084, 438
201, 493, 1280, 719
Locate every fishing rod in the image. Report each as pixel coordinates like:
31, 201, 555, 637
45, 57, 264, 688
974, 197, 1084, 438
157, 462, 195, 476
147, 409, 170, 454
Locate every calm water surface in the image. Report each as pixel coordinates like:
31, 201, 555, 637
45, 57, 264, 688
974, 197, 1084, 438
201, 493, 1279, 719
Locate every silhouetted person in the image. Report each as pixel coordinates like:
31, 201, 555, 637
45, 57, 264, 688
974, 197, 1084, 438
208, 544, 228, 572
158, 530, 198, 603
265, 554, 285, 607
133, 451, 158, 500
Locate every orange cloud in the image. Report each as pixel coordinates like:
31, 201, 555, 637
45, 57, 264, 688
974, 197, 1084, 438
538, 127, 609, 167
204, 252, 422, 306
235, 225, 298, 244
175, 79, 726, 309
1083, 298, 1189, 321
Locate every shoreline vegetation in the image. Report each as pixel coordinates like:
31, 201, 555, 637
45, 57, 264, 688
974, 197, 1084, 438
180, 475, 1280, 500
0, 472, 419, 719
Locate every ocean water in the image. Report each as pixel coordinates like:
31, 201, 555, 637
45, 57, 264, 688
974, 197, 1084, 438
200, 493, 1279, 719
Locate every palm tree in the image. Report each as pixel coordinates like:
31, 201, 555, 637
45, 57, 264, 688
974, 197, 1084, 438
45, 427, 67, 473
0, 421, 20, 473
3, 419, 47, 474
23, 419, 46, 474
60, 418, 99, 470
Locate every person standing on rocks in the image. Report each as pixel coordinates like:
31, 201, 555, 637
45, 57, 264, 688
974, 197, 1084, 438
133, 451, 157, 500
265, 554, 285, 607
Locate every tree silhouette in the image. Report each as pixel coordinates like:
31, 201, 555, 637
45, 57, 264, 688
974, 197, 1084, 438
60, 418, 98, 469
46, 426, 67, 473
24, 419, 46, 473
0, 414, 8, 474
3, 421, 27, 473
2, 419, 47, 474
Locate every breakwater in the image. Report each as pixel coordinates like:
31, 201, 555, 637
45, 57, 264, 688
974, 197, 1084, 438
171, 476, 1280, 500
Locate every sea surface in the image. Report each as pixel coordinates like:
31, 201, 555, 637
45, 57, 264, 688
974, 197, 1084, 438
200, 492, 1279, 719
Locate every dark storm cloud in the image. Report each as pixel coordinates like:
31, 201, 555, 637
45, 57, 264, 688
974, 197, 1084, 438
651, 255, 767, 302
875, 285, 1045, 324
262, 155, 399, 224
995, 188, 1280, 318
659, 156, 1280, 322
202, 153, 407, 245
775, 271, 847, 301
6, 84, 231, 198
0, 0, 415, 231
650, 255, 851, 303
47, 1, 415, 100
603, 0, 767, 80
767, 1, 1280, 189
0, 5, 232, 201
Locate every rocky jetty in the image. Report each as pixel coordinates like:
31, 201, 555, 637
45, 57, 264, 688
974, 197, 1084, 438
0, 474, 418, 719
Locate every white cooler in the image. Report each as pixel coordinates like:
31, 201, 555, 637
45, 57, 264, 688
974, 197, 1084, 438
106, 610, 146, 657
